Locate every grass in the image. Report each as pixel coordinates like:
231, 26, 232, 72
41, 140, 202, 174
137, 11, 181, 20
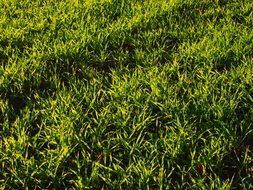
0, 0, 253, 189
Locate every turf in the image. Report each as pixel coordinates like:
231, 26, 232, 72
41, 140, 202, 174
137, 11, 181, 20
1, 0, 253, 189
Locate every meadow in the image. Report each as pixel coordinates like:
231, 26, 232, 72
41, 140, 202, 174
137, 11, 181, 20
0, 0, 253, 189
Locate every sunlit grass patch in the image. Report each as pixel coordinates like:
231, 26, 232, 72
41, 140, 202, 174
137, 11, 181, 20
1, 0, 253, 189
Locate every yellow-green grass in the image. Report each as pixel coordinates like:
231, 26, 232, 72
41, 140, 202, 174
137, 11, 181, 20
1, 0, 253, 189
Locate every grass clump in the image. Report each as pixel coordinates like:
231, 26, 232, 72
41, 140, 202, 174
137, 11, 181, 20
1, 0, 253, 189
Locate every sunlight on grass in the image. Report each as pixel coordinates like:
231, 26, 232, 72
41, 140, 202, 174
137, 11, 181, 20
1, 0, 253, 189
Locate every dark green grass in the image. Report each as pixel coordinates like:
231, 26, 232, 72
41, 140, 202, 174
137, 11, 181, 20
1, 0, 253, 189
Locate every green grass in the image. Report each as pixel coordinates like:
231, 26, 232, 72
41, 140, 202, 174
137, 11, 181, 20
1, 0, 253, 189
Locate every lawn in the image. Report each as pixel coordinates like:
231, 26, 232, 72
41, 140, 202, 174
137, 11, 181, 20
0, 0, 253, 189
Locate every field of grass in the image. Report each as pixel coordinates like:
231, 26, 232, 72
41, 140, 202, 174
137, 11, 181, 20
1, 0, 253, 189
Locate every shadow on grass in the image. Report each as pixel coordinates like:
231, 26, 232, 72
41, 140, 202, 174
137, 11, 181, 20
0, 71, 57, 129
218, 136, 253, 188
